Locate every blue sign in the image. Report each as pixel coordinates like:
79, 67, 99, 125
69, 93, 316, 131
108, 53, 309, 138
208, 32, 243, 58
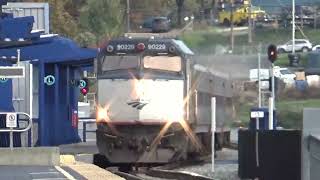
0, 77, 8, 83
79, 80, 86, 88
44, 75, 55, 86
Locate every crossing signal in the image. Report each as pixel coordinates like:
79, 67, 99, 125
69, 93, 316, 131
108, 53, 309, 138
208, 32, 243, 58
80, 78, 89, 96
267, 44, 278, 63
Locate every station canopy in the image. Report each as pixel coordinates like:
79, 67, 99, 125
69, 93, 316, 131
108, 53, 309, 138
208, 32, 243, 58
0, 35, 97, 65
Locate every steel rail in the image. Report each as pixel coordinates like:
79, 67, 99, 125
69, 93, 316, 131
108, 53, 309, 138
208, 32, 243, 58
146, 168, 213, 180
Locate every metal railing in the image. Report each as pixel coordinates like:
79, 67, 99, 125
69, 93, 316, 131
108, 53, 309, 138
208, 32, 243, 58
0, 112, 32, 149
78, 117, 96, 142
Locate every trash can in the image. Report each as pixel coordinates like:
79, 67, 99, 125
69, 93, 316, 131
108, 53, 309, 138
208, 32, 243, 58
249, 107, 277, 130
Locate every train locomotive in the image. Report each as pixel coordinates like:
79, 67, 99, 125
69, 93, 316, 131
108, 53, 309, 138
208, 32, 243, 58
95, 37, 233, 165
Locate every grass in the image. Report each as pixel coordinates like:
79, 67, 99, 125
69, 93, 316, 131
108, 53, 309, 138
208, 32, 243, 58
235, 98, 320, 129
180, 27, 320, 55
274, 53, 309, 67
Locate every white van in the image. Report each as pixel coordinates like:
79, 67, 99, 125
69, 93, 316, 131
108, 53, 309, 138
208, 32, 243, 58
273, 66, 296, 84
249, 67, 296, 84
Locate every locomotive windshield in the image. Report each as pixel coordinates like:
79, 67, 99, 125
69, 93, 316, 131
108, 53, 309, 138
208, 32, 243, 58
143, 56, 181, 72
102, 56, 139, 71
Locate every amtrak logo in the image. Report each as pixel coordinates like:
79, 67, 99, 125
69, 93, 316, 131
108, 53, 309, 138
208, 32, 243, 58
127, 99, 149, 110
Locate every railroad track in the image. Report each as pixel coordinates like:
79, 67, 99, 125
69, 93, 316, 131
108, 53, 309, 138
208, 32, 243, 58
114, 168, 213, 180
146, 168, 213, 180
111, 156, 213, 180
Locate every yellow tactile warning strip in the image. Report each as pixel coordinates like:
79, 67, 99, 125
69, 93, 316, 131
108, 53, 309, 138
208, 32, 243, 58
60, 155, 125, 180
60, 155, 76, 165
66, 163, 125, 180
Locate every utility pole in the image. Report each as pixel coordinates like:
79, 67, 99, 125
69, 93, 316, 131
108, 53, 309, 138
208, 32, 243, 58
292, 0, 295, 54
126, 0, 130, 33
248, 0, 253, 44
230, 0, 234, 53
200, 0, 205, 23
314, 10, 317, 29
300, 7, 303, 28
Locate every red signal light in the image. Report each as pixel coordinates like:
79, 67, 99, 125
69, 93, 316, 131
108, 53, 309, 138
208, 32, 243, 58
136, 43, 145, 51
267, 44, 278, 63
80, 88, 88, 96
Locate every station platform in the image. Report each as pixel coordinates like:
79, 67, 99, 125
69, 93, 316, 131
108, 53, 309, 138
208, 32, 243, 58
0, 155, 124, 180
0, 144, 123, 180
60, 155, 124, 180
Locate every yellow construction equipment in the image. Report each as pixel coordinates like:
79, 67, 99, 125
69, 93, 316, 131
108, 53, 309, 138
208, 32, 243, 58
218, 0, 266, 26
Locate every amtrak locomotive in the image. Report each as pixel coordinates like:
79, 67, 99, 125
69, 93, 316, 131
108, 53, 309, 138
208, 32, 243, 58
95, 37, 233, 165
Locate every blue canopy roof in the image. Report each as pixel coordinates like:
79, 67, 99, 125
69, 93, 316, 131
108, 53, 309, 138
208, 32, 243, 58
0, 35, 97, 64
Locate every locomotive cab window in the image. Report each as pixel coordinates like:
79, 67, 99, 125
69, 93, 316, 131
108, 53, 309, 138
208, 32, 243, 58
143, 56, 181, 72
102, 56, 140, 71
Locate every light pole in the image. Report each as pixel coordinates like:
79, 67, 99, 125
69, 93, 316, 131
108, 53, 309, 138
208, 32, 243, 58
230, 0, 234, 53
292, 0, 295, 54
248, 0, 253, 44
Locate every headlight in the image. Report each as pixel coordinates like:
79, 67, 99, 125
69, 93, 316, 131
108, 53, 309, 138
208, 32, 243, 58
165, 107, 184, 122
96, 106, 109, 122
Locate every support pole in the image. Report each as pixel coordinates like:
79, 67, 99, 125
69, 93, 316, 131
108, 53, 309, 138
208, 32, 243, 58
17, 49, 20, 65
211, 97, 216, 172
9, 128, 13, 150
292, 0, 295, 54
29, 63, 33, 147
271, 63, 275, 102
258, 52, 261, 108
248, 0, 252, 44
83, 71, 88, 103
269, 97, 274, 130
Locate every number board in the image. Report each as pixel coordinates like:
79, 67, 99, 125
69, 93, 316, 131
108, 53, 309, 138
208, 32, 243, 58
116, 44, 135, 51
147, 43, 167, 51
108, 40, 173, 54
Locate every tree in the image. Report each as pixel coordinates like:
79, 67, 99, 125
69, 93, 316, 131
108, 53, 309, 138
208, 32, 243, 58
78, 0, 125, 46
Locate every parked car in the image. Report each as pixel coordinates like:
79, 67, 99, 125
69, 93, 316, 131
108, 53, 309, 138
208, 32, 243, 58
312, 44, 320, 51
277, 39, 312, 53
142, 16, 171, 33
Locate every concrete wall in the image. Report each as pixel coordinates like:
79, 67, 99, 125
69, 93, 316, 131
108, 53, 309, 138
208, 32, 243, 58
302, 108, 320, 180
309, 136, 320, 180
0, 147, 59, 166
